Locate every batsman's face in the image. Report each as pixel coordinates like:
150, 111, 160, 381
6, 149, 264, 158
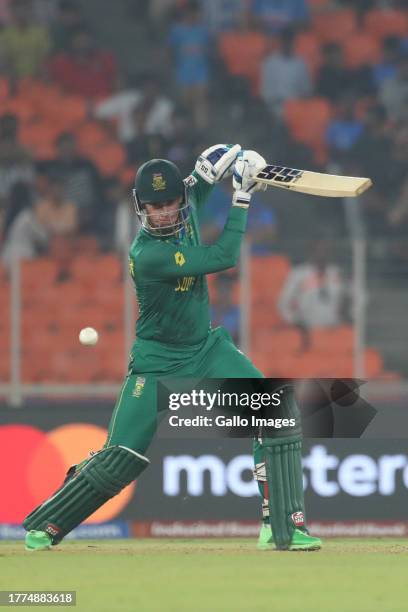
145, 197, 182, 228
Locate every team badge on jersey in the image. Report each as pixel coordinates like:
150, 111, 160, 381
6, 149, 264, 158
175, 251, 185, 266
132, 376, 146, 398
152, 173, 166, 191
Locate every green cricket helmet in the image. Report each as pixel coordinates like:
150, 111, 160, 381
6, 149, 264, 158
132, 159, 190, 236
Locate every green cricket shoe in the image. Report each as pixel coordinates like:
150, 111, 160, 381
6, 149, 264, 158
25, 530, 52, 551
257, 523, 275, 550
257, 523, 322, 551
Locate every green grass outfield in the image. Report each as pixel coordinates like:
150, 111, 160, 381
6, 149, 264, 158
1, 539, 407, 612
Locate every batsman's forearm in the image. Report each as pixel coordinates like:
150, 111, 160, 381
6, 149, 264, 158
137, 207, 248, 279
211, 205, 248, 269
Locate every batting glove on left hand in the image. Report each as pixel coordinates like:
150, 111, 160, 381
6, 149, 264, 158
195, 144, 241, 184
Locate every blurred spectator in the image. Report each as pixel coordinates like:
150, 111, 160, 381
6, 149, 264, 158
200, 182, 277, 255
249, 0, 309, 33
210, 272, 240, 344
35, 173, 79, 281
37, 132, 103, 232
278, 240, 350, 348
201, 0, 246, 32
168, 1, 210, 131
385, 122, 408, 231
0, 114, 34, 200
95, 74, 174, 145
379, 51, 408, 122
0, 0, 50, 80
372, 36, 400, 88
3, 176, 77, 263
127, 134, 167, 166
350, 105, 401, 238
316, 43, 355, 102
165, 106, 197, 175
326, 94, 364, 168
217, 10, 269, 95
49, 25, 118, 99
1, 181, 48, 264
35, 173, 78, 237
350, 104, 392, 192
51, 0, 85, 52
260, 27, 311, 118
316, 42, 374, 102
96, 177, 140, 253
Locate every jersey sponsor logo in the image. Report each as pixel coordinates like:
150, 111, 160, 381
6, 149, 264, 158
291, 511, 305, 527
132, 377, 146, 398
152, 173, 166, 191
45, 523, 61, 537
175, 251, 185, 266
175, 276, 195, 292
183, 174, 198, 188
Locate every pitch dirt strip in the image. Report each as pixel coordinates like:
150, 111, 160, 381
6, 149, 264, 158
2, 538, 408, 555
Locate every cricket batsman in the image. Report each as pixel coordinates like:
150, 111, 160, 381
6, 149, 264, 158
23, 144, 321, 552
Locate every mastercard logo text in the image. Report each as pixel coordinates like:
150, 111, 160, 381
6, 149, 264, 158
0, 423, 135, 523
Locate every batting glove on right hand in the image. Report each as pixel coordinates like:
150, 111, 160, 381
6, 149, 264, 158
233, 150, 268, 194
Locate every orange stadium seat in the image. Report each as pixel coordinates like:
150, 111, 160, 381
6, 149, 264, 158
284, 97, 332, 150
75, 121, 109, 155
310, 326, 354, 353
90, 142, 126, 176
75, 236, 100, 256
218, 31, 270, 94
344, 33, 382, 68
294, 32, 322, 78
312, 9, 357, 43
48, 95, 87, 131
21, 259, 58, 289
20, 122, 62, 154
364, 348, 383, 378
251, 306, 281, 328
252, 328, 302, 354
70, 255, 121, 285
4, 96, 36, 123
251, 255, 290, 286
17, 78, 60, 100
364, 9, 408, 39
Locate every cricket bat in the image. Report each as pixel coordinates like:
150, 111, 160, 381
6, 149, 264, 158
254, 165, 372, 197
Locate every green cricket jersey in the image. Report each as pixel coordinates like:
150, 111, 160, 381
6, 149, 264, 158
129, 173, 248, 346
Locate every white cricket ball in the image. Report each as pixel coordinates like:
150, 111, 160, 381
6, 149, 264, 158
79, 327, 99, 346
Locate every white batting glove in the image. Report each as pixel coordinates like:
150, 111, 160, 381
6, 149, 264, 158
232, 189, 252, 209
233, 150, 268, 194
195, 144, 241, 184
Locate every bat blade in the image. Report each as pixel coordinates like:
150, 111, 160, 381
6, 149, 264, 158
254, 165, 372, 197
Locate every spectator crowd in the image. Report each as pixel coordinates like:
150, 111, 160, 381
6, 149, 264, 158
0, 0, 408, 269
